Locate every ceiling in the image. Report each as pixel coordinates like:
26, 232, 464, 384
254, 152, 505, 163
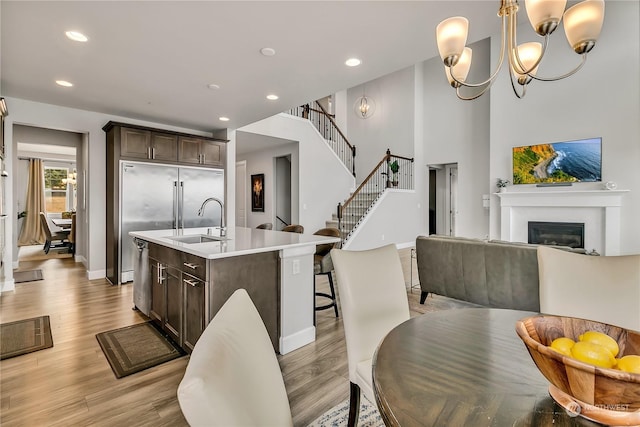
1, 1, 505, 134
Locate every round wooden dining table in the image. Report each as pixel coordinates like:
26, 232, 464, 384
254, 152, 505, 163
372, 308, 600, 426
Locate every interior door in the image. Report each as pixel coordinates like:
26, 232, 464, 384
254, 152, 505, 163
235, 161, 247, 227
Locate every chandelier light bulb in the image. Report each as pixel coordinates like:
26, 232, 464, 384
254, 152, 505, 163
445, 47, 472, 88
362, 98, 370, 113
436, 17, 469, 67
525, 0, 567, 35
563, 0, 605, 54
513, 42, 543, 85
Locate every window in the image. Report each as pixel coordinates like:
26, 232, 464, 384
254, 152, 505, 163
44, 166, 76, 212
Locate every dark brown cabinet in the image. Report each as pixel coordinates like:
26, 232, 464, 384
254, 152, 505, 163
148, 243, 184, 344
120, 127, 178, 162
147, 242, 207, 351
142, 240, 279, 353
182, 273, 205, 352
178, 137, 225, 167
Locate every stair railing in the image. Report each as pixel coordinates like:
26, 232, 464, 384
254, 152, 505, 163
288, 101, 356, 177
337, 149, 414, 244
275, 215, 289, 228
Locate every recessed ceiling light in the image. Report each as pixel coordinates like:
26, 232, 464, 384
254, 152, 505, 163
207, 83, 220, 90
345, 58, 362, 67
65, 31, 88, 42
219, 117, 230, 122
260, 47, 276, 57
56, 80, 74, 87
266, 94, 279, 101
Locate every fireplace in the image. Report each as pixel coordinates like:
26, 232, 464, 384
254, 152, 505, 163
528, 221, 585, 248
497, 190, 628, 255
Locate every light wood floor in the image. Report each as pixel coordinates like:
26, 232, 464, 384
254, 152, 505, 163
0, 248, 430, 426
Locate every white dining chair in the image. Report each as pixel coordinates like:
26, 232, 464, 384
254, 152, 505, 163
330, 244, 410, 427
537, 246, 640, 331
177, 289, 293, 427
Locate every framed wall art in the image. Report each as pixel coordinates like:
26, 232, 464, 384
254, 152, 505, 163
251, 173, 264, 212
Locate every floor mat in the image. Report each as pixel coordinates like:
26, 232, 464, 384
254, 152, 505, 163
0, 315, 53, 360
13, 269, 44, 283
96, 322, 185, 378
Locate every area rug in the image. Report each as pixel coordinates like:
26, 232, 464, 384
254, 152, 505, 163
0, 315, 53, 360
309, 397, 383, 427
96, 322, 185, 379
13, 269, 44, 283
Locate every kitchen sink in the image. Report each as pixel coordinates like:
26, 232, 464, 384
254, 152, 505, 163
165, 234, 227, 244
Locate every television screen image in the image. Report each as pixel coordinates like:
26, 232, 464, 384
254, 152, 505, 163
512, 137, 602, 185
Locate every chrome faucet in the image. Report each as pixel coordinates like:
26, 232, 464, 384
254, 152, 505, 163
197, 197, 226, 237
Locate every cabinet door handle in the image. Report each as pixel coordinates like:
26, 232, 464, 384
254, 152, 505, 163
183, 262, 198, 270
157, 264, 166, 283
184, 278, 199, 287
147, 147, 152, 159
201, 153, 205, 164
151, 147, 156, 159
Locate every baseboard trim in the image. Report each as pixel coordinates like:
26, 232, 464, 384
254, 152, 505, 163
87, 269, 106, 281
279, 326, 315, 355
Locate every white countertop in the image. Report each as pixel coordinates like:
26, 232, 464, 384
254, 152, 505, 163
129, 226, 341, 259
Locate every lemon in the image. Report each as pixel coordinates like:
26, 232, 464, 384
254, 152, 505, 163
571, 341, 616, 368
578, 331, 619, 357
616, 355, 640, 374
549, 337, 575, 356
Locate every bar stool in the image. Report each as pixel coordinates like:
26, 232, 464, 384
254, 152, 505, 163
282, 224, 304, 234
313, 227, 341, 318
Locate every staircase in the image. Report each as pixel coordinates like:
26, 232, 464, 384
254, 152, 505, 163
333, 150, 414, 245
287, 101, 356, 177
325, 192, 379, 235
288, 100, 414, 245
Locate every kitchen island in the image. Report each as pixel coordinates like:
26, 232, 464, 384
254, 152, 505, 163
129, 226, 340, 355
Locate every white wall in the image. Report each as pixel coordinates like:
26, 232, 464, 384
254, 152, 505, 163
344, 64, 429, 250
347, 66, 415, 183
1, 97, 218, 291
238, 140, 299, 229
238, 114, 355, 234
489, 0, 640, 254
422, 38, 492, 239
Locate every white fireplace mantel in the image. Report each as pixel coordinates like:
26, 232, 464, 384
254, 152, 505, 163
496, 190, 629, 255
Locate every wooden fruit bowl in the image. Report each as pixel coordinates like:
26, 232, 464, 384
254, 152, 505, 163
515, 315, 640, 425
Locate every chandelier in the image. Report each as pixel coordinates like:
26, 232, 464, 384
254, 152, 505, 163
436, 0, 605, 100
354, 94, 376, 119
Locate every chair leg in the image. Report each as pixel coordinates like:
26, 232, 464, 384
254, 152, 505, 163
43, 240, 50, 254
328, 272, 339, 318
313, 274, 317, 327
348, 382, 361, 427
420, 291, 429, 304
315, 272, 339, 318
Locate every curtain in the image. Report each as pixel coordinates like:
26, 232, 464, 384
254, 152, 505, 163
18, 159, 46, 245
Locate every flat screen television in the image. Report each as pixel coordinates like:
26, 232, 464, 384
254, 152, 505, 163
512, 137, 602, 185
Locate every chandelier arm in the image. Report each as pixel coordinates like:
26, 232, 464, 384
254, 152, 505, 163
455, 81, 495, 101
449, 13, 508, 89
528, 54, 588, 82
508, 63, 527, 99
513, 34, 550, 76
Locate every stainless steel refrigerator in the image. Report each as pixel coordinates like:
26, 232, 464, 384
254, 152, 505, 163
120, 161, 224, 283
